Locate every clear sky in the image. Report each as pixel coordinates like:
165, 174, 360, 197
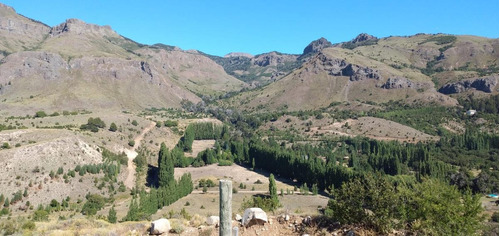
2, 0, 499, 56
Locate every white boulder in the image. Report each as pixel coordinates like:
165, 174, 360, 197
206, 215, 220, 226
242, 208, 268, 227
150, 218, 171, 235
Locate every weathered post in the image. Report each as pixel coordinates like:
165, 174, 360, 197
219, 180, 232, 236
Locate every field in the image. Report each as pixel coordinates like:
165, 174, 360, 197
259, 114, 438, 143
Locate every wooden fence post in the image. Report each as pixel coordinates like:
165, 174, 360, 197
219, 179, 232, 236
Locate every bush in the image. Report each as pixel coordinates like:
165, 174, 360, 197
108, 206, 117, 223
81, 194, 106, 216
109, 123, 117, 132
218, 159, 233, 166
21, 221, 36, 230
164, 120, 178, 127
492, 212, 499, 222
240, 196, 276, 212
326, 175, 484, 234
32, 209, 49, 221
34, 111, 47, 118
128, 140, 135, 147
80, 117, 106, 132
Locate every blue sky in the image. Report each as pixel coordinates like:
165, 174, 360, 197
2, 0, 498, 56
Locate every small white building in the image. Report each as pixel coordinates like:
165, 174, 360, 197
466, 110, 476, 116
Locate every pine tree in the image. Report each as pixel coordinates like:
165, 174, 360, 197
108, 205, 117, 223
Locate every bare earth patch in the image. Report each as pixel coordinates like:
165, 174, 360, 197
310, 117, 438, 143
185, 140, 216, 157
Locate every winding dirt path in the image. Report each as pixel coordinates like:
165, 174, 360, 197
123, 121, 156, 189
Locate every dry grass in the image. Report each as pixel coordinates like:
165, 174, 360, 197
259, 115, 437, 143
186, 140, 216, 157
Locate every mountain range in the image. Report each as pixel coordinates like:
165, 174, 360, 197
0, 3, 497, 115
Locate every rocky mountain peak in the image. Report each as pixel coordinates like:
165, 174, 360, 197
303, 37, 333, 55
351, 33, 377, 43
0, 3, 15, 13
50, 18, 116, 37
252, 51, 298, 67
224, 52, 253, 58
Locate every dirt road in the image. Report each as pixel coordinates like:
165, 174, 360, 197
123, 121, 156, 189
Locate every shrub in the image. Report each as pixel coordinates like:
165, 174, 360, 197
108, 206, 117, 223
240, 196, 276, 212
109, 123, 117, 132
34, 111, 47, 118
128, 140, 135, 147
32, 209, 49, 221
164, 120, 178, 127
492, 212, 499, 222
81, 194, 106, 216
80, 117, 106, 132
326, 175, 484, 234
21, 221, 36, 230
131, 120, 138, 126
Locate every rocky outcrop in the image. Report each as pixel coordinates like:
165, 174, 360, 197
49, 19, 116, 37
350, 33, 377, 44
252, 51, 298, 67
302, 37, 332, 55
140, 61, 153, 80
0, 51, 67, 82
314, 52, 381, 81
438, 75, 498, 94
381, 77, 427, 89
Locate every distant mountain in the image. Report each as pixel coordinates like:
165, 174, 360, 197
229, 34, 498, 111
0, 4, 244, 114
0, 3, 497, 115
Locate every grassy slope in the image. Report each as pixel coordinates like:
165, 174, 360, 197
228, 34, 497, 112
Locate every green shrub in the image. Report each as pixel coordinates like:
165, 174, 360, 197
21, 221, 36, 230
34, 111, 47, 118
81, 194, 106, 216
164, 120, 178, 127
109, 122, 117, 132
128, 140, 135, 147
33, 209, 49, 221
492, 212, 499, 222
80, 117, 106, 132
240, 196, 276, 212
108, 206, 117, 223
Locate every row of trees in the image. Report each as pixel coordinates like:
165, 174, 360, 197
124, 142, 193, 221
176, 122, 228, 151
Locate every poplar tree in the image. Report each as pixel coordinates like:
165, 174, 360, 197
158, 143, 174, 188
269, 174, 279, 209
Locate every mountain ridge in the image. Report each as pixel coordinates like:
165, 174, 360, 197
0, 3, 497, 115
